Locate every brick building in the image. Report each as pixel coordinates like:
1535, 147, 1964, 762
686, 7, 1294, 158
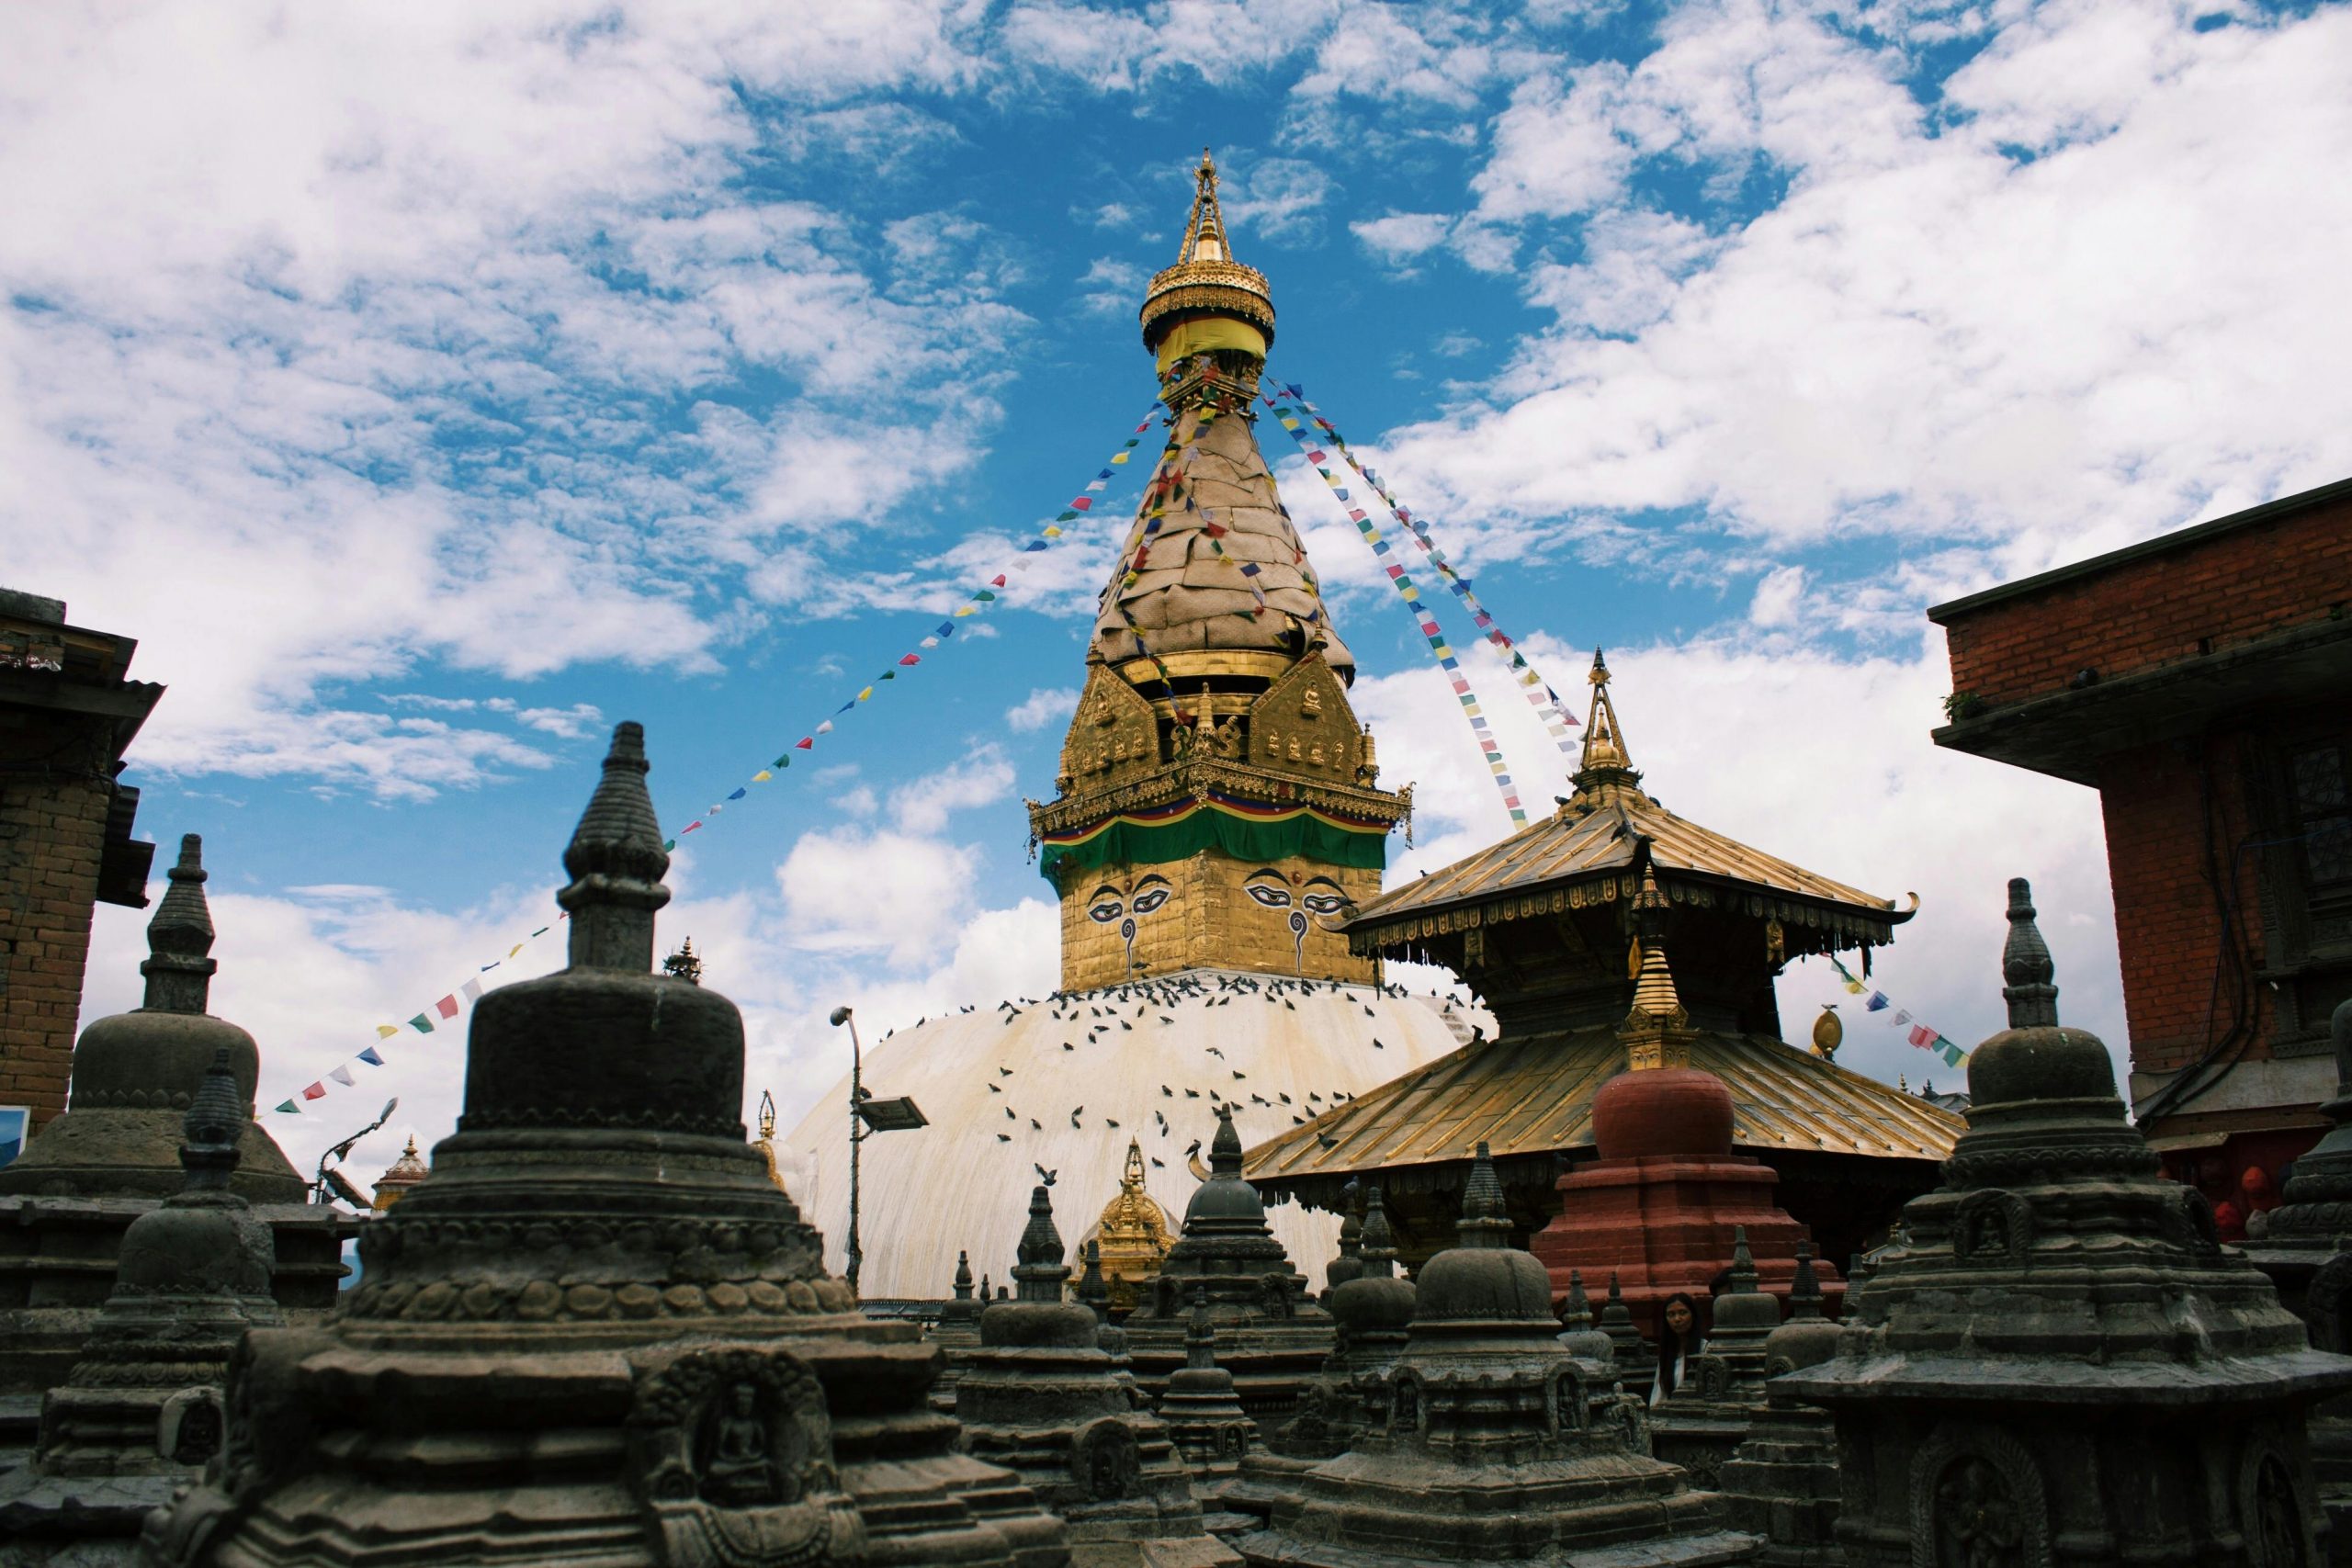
0, 589, 162, 1145
1928, 479, 2352, 1199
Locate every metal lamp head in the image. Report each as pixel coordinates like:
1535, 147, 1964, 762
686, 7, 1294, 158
830, 1006, 853, 1027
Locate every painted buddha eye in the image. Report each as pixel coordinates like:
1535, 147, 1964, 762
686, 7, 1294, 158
1246, 884, 1293, 908
1301, 894, 1349, 916
1087, 887, 1125, 923
1130, 886, 1170, 915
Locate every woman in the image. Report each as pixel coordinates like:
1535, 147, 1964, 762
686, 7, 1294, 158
1650, 1292, 1703, 1405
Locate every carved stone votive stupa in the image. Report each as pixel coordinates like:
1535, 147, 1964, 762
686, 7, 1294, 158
1121, 1107, 1332, 1419
143, 723, 1067, 1568
1714, 1242, 1844, 1567
1235, 1145, 1757, 1568
0, 836, 351, 1412
0, 1049, 285, 1560
954, 1184, 1236, 1567
1272, 1186, 1412, 1462
1781, 878, 2352, 1567
929, 1248, 987, 1416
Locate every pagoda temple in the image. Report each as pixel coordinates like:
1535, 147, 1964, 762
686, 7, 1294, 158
1243, 653, 1962, 1274
782, 152, 1463, 1297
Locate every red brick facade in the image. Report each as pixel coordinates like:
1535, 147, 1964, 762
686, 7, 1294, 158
0, 769, 113, 1132
1931, 480, 2352, 1163
1943, 488, 2352, 710
0, 593, 162, 1138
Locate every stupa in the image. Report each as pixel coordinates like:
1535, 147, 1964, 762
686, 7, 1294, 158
781, 152, 1464, 1297
0, 1050, 284, 1561
1532, 864, 1844, 1337
0, 837, 351, 1404
144, 724, 1068, 1567
1247, 654, 1959, 1273
1234, 1145, 1756, 1568
1648, 1227, 1782, 1488
1272, 1186, 1412, 1461
1157, 1290, 1262, 1481
954, 1182, 1237, 1567
2245, 995, 2352, 1547
1088, 1140, 1174, 1314
1781, 878, 2352, 1566
928, 1250, 987, 1415
1120, 1106, 1333, 1417
1714, 1244, 1844, 1568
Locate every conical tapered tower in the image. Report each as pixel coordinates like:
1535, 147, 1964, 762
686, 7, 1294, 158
1029, 152, 1410, 992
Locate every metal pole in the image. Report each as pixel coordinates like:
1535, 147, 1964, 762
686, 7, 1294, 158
836, 1008, 865, 1298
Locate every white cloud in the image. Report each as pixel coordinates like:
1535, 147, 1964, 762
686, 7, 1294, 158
1006, 687, 1080, 732
1748, 563, 1809, 627
1351, 212, 1456, 265
1077, 256, 1148, 316
889, 747, 1016, 834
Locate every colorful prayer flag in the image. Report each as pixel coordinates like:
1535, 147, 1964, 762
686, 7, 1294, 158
461, 977, 483, 1004
376, 1024, 399, 1040
1866, 991, 1890, 1011
358, 1048, 385, 1066
1908, 1024, 1935, 1048
330, 1065, 356, 1087
435, 996, 459, 1020
301, 1082, 327, 1100
409, 1014, 434, 1034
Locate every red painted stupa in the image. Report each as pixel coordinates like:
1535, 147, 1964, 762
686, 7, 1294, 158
1527, 863, 1846, 1336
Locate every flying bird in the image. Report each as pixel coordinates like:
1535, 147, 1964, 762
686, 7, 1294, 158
1233, 1070, 1246, 1080
1030, 1119, 1041, 1130
1161, 1086, 1173, 1097
1106, 1119, 1120, 1129
1035, 1165, 1057, 1186
997, 1133, 1011, 1143
1184, 1089, 1200, 1099
1000, 1067, 1014, 1077
1062, 1043, 1074, 1052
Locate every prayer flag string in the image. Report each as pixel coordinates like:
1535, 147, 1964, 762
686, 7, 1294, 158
1827, 954, 1972, 1070
268, 401, 1168, 1118
1259, 388, 1528, 827
1268, 378, 1583, 762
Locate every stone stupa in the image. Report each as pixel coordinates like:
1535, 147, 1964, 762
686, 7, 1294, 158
954, 1183, 1236, 1567
1121, 1106, 1333, 1417
1781, 877, 2352, 1566
1271, 1185, 1412, 1462
1714, 1243, 1844, 1568
144, 723, 1068, 1568
0, 1049, 285, 1562
1235, 1145, 1757, 1568
0, 837, 351, 1419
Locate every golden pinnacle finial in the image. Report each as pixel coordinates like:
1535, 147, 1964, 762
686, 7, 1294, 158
1574, 648, 1636, 788
1139, 147, 1274, 362
754, 1089, 785, 1190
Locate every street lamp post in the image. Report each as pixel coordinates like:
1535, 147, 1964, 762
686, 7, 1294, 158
830, 1004, 927, 1302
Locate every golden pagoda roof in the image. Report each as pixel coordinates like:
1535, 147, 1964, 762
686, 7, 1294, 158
1346, 651, 1908, 951
1098, 1136, 1174, 1240
1241, 1025, 1963, 1195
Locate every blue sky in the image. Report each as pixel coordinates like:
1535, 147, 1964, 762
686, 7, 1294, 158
11, 0, 2349, 1179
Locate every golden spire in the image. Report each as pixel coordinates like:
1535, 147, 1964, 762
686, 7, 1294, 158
1576, 649, 1635, 784
1138, 148, 1275, 383
754, 1089, 786, 1191
1620, 864, 1691, 1069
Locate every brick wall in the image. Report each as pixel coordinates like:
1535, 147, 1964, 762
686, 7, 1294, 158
0, 724, 115, 1133
2095, 736, 2270, 1077
1943, 492, 2352, 708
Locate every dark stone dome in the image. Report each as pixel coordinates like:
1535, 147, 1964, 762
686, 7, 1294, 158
1592, 1066, 1735, 1160
66, 1010, 260, 1111
1329, 1274, 1416, 1337
1417, 1247, 1555, 1322
1966, 1024, 2120, 1108
1182, 1105, 1268, 1228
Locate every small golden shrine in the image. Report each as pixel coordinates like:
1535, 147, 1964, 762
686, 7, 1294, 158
369, 1135, 429, 1211
754, 1089, 786, 1191
1086, 1137, 1173, 1313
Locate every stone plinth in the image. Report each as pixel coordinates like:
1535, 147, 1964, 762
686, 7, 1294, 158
143, 725, 1066, 1568
956, 1185, 1235, 1567
1122, 1108, 1332, 1421
1529, 1062, 1843, 1338
0, 838, 355, 1411
1235, 1145, 1756, 1568
1650, 1227, 1783, 1489
1782, 879, 2352, 1568
0, 1050, 285, 1564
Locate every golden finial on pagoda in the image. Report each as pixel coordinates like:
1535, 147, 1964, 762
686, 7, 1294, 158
754, 1089, 786, 1191
1088, 1137, 1173, 1313
369, 1134, 430, 1211
1620, 863, 1692, 1069
1575, 648, 1637, 786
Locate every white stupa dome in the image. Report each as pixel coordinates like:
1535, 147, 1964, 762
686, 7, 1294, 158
780, 971, 1475, 1300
